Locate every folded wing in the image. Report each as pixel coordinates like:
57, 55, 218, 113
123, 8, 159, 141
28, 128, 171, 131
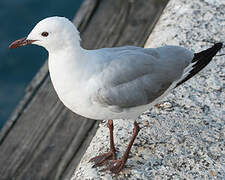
91, 46, 193, 109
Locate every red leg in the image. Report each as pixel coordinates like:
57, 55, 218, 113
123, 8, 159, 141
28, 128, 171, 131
89, 120, 116, 167
102, 121, 140, 173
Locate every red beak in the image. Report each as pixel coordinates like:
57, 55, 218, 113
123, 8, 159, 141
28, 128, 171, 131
9, 37, 37, 49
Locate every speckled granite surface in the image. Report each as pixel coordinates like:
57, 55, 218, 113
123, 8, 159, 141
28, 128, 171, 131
72, 0, 225, 179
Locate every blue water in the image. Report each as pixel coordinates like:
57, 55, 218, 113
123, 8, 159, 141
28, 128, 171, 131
0, 0, 83, 129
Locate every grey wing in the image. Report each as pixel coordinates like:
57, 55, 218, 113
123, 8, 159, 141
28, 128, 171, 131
92, 46, 194, 109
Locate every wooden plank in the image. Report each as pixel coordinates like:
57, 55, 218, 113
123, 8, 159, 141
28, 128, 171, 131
0, 0, 168, 179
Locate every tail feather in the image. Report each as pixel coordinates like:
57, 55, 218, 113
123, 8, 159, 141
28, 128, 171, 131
176, 43, 223, 87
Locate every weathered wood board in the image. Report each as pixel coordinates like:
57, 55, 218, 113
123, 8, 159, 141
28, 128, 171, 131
0, 0, 168, 179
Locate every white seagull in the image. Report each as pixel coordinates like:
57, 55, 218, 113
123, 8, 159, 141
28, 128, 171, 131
9, 17, 223, 173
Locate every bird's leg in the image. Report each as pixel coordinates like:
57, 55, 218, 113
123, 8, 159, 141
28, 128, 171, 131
102, 121, 140, 173
89, 120, 116, 167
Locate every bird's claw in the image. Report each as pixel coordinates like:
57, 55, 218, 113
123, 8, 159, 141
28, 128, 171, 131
100, 159, 125, 174
89, 151, 116, 168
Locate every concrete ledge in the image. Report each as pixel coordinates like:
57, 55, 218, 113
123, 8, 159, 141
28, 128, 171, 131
72, 0, 225, 179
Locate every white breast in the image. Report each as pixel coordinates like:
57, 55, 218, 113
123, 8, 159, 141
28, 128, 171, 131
48, 52, 86, 109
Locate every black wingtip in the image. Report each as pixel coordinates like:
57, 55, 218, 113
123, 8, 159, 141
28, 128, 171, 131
214, 42, 223, 49
175, 42, 223, 88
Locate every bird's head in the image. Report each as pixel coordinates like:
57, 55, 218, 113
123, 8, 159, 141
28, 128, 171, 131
9, 16, 81, 52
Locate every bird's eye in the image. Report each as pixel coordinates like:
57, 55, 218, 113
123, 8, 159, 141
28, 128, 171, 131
41, 32, 49, 37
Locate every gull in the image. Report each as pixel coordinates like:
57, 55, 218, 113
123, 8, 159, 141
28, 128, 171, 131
9, 16, 223, 173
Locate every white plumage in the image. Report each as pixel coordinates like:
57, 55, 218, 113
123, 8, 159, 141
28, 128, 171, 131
25, 17, 197, 121
9, 16, 222, 173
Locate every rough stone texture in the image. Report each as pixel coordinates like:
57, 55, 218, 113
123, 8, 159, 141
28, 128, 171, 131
72, 0, 225, 179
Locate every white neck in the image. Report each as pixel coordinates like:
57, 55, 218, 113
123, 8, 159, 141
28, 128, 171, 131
47, 35, 82, 54
48, 45, 88, 96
